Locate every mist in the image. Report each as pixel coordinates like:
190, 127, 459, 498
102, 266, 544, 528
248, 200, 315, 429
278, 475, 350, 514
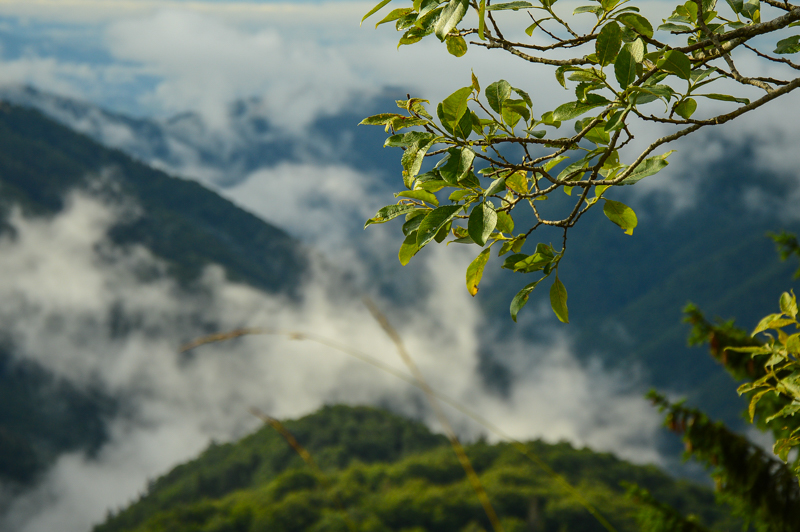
0, 185, 663, 532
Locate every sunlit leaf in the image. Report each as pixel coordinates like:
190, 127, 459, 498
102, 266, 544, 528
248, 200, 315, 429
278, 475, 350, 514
466, 248, 492, 295
603, 199, 638, 234
574, 5, 604, 16
615, 46, 636, 88
510, 279, 543, 322
395, 190, 440, 205
658, 22, 692, 32
695, 93, 750, 104
365, 204, 419, 228
362, 0, 393, 25
487, 1, 534, 9
550, 276, 569, 323
486, 80, 512, 114
674, 98, 697, 119
468, 202, 498, 246
434, 0, 469, 40
616, 13, 654, 38
552, 95, 610, 121
657, 49, 692, 80
506, 171, 528, 194
620, 150, 674, 184
780, 291, 798, 319
775, 35, 800, 54
478, 0, 487, 39
375, 7, 412, 27
399, 231, 420, 265
417, 205, 463, 247
446, 34, 469, 56
596, 22, 622, 67
440, 147, 475, 184
496, 211, 514, 233
438, 86, 473, 136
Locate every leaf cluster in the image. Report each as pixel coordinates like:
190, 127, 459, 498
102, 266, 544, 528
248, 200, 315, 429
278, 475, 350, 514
360, 0, 800, 320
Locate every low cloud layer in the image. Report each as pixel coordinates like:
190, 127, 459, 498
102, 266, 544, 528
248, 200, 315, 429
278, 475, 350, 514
0, 189, 663, 532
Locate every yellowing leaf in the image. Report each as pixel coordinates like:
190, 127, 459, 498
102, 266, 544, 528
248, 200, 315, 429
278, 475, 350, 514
466, 248, 491, 296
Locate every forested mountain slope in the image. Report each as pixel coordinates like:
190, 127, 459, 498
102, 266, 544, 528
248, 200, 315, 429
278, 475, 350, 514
95, 405, 740, 532
0, 101, 310, 486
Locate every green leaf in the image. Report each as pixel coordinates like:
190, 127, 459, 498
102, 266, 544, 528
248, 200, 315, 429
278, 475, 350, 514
552, 95, 610, 121
614, 46, 637, 89
752, 313, 787, 334
550, 276, 569, 323
658, 22, 692, 32
398, 231, 420, 265
603, 199, 638, 234
434, 0, 469, 40
620, 150, 674, 184
695, 93, 750, 105
402, 211, 426, 235
434, 221, 451, 242
775, 35, 800, 54
485, 176, 506, 197
505, 171, 528, 194
502, 100, 529, 128
487, 1, 534, 9
787, 333, 800, 353
512, 87, 533, 108
375, 7, 413, 27
616, 13, 654, 38
742, 0, 760, 22
468, 202, 498, 246
657, 49, 692, 80
438, 86, 473, 132
780, 291, 798, 319
362, 0, 393, 25
359, 113, 404, 126
398, 27, 427, 47
478, 0, 487, 39
674, 98, 697, 119
486, 80, 512, 114
510, 279, 543, 322
543, 155, 570, 172
366, 204, 419, 228
466, 248, 492, 296
385, 130, 436, 148
748, 389, 773, 422
726, 0, 744, 14
596, 22, 622, 67
417, 205, 463, 247
496, 211, 514, 233
395, 190, 439, 205
604, 108, 629, 132
400, 137, 438, 178
440, 147, 475, 184
446, 34, 468, 56
574, 5, 604, 16
629, 38, 645, 62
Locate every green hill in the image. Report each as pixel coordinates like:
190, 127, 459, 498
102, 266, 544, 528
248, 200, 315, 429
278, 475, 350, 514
95, 405, 740, 532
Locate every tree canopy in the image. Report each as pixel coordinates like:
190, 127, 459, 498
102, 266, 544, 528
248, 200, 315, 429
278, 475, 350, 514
360, 0, 800, 322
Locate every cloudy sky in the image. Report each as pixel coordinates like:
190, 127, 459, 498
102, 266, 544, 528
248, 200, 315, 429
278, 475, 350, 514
0, 1, 799, 530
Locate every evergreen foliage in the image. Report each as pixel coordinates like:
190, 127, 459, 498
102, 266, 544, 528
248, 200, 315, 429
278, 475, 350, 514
95, 405, 739, 532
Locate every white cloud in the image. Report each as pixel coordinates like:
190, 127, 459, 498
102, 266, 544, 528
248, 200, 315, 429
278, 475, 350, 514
0, 187, 663, 531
